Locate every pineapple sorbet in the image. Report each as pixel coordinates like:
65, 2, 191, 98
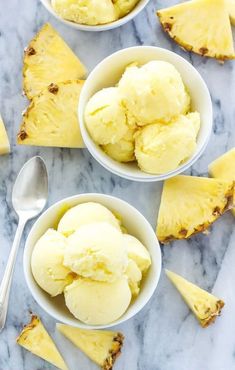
51, 0, 140, 26
31, 202, 151, 325
84, 61, 201, 175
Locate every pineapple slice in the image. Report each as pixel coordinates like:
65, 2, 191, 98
0, 115, 10, 155
17, 315, 68, 370
17, 80, 85, 148
23, 23, 86, 99
209, 148, 235, 216
227, 0, 235, 25
157, 0, 235, 60
157, 175, 234, 243
57, 323, 124, 370
165, 269, 224, 327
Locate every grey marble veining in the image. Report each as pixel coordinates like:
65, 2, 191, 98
0, 1, 235, 369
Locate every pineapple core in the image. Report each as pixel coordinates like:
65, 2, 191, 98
157, 0, 235, 60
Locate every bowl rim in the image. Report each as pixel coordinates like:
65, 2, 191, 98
23, 193, 162, 329
78, 45, 213, 182
39, 0, 151, 32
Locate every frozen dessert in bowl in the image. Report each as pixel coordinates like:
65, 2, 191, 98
24, 194, 161, 329
79, 46, 213, 182
40, 0, 150, 31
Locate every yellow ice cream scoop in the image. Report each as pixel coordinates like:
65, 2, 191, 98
31, 229, 72, 297
135, 112, 200, 175
124, 234, 151, 273
125, 259, 142, 296
58, 202, 121, 236
119, 60, 190, 125
85, 87, 128, 145
51, 0, 118, 26
113, 0, 139, 17
102, 127, 136, 163
64, 277, 132, 325
64, 222, 128, 282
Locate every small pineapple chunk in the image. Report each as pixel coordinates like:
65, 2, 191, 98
57, 323, 124, 370
227, 0, 235, 25
157, 175, 234, 243
157, 0, 235, 60
17, 80, 85, 148
209, 148, 235, 216
165, 270, 224, 327
0, 115, 10, 155
17, 315, 68, 370
23, 23, 86, 99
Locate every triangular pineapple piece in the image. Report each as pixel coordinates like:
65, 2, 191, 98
165, 269, 224, 327
157, 175, 234, 243
23, 23, 86, 99
57, 323, 124, 370
17, 315, 68, 370
209, 148, 235, 216
0, 115, 10, 155
157, 0, 235, 60
17, 80, 85, 148
227, 0, 235, 25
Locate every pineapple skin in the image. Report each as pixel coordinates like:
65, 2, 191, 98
17, 80, 85, 148
157, 176, 234, 243
157, 0, 235, 61
209, 148, 235, 216
17, 315, 68, 370
23, 23, 86, 99
165, 270, 225, 328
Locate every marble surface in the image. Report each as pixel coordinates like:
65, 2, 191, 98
0, 0, 235, 369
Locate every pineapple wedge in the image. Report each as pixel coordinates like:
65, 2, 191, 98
57, 323, 124, 370
157, 175, 234, 243
23, 23, 86, 99
209, 148, 235, 216
227, 0, 235, 25
17, 80, 85, 148
0, 115, 10, 155
165, 269, 224, 327
157, 0, 235, 60
17, 315, 68, 370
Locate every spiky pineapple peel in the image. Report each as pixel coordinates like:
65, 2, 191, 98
157, 0, 235, 61
165, 270, 225, 328
157, 175, 234, 243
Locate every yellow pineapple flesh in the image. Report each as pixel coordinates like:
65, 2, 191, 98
165, 269, 224, 327
17, 80, 85, 148
209, 148, 235, 216
57, 323, 124, 370
157, 0, 235, 60
227, 0, 235, 25
0, 115, 10, 155
156, 175, 234, 243
23, 23, 86, 99
17, 315, 68, 370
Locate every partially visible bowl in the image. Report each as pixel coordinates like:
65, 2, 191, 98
24, 193, 161, 329
78, 46, 213, 182
40, 0, 150, 31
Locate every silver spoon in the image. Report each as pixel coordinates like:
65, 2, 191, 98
0, 156, 48, 332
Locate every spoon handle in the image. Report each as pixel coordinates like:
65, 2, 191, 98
0, 219, 26, 332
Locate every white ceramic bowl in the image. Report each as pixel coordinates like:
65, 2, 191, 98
79, 46, 213, 182
24, 193, 161, 329
40, 0, 150, 31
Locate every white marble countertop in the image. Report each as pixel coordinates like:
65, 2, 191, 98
1, 1, 235, 369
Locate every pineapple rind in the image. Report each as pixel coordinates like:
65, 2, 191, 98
209, 148, 235, 217
157, 175, 234, 243
23, 23, 86, 99
165, 270, 225, 328
57, 323, 124, 370
157, 0, 235, 60
18, 80, 85, 148
17, 315, 68, 370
